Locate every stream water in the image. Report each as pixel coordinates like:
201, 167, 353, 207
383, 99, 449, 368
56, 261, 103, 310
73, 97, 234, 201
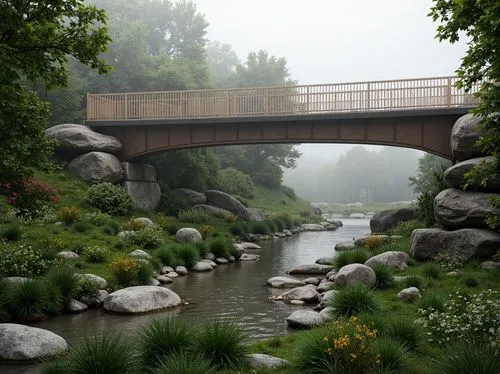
1, 218, 370, 373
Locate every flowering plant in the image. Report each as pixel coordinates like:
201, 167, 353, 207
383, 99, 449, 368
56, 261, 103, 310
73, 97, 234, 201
2, 178, 59, 218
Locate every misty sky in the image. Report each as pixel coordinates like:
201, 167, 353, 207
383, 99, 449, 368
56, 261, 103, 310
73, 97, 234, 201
193, 0, 467, 181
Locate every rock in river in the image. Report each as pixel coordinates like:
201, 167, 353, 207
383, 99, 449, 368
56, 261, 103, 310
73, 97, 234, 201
288, 264, 334, 275
286, 310, 324, 329
267, 276, 305, 288
103, 286, 181, 313
281, 284, 320, 304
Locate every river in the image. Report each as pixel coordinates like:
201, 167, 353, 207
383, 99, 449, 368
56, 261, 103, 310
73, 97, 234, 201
1, 218, 370, 373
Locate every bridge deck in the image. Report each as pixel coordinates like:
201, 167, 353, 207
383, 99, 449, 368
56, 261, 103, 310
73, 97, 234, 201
87, 76, 478, 122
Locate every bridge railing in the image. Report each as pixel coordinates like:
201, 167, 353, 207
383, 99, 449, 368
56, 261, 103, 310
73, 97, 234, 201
86, 76, 479, 121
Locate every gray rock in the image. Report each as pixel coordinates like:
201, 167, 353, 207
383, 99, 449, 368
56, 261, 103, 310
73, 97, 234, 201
193, 204, 233, 217
286, 310, 324, 329
450, 114, 485, 161
365, 251, 410, 270
249, 353, 289, 369
76, 274, 107, 289
281, 285, 320, 304
319, 307, 335, 321
215, 258, 229, 264
205, 190, 250, 220
304, 277, 321, 286
201, 259, 217, 267
317, 281, 335, 293
410, 228, 500, 260
46, 124, 122, 158
319, 290, 338, 308
128, 249, 152, 259
150, 279, 160, 286
160, 266, 175, 274
156, 275, 173, 284
68, 152, 123, 184
247, 208, 265, 221
175, 228, 202, 243
315, 257, 334, 265
267, 276, 305, 288
288, 264, 334, 275
117, 230, 134, 239
228, 255, 236, 262
239, 253, 260, 261
434, 188, 500, 229
397, 287, 421, 302
204, 253, 216, 261
370, 208, 417, 233
122, 181, 161, 212
480, 261, 500, 269
444, 156, 500, 191
335, 264, 376, 288
335, 241, 355, 251
121, 162, 156, 182
243, 242, 262, 249
325, 269, 338, 279
175, 266, 188, 275
349, 213, 366, 219
166, 272, 179, 278
67, 299, 88, 313
57, 251, 79, 260
134, 217, 154, 227
79, 290, 108, 308
0, 324, 68, 361
290, 299, 305, 305
103, 286, 181, 313
173, 188, 207, 206
191, 262, 214, 272
300, 224, 326, 231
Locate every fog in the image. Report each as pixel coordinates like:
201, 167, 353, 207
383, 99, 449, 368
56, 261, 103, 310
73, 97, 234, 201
194, 0, 465, 202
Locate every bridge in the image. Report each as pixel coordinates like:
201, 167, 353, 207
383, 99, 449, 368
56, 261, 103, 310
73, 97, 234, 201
86, 76, 478, 160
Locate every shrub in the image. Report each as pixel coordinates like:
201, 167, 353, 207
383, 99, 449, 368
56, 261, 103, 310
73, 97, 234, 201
198, 224, 212, 239
463, 277, 479, 287
46, 266, 79, 306
138, 318, 192, 367
389, 219, 424, 237
153, 247, 176, 267
417, 289, 500, 347
103, 220, 121, 236
73, 220, 92, 233
215, 168, 254, 199
296, 316, 378, 374
229, 223, 244, 237
82, 211, 111, 226
173, 244, 200, 268
383, 316, 424, 351
192, 319, 249, 370
235, 196, 249, 207
375, 337, 410, 373
209, 238, 230, 258
178, 209, 211, 224
363, 236, 386, 250
276, 214, 293, 229
273, 217, 286, 232
417, 293, 445, 312
85, 183, 134, 216
40, 237, 67, 251
165, 222, 181, 235
126, 227, 163, 249
333, 249, 370, 270
250, 221, 270, 235
60, 206, 80, 225
194, 241, 209, 257
154, 352, 216, 374
136, 261, 155, 285
330, 285, 380, 317
0, 243, 57, 276
2, 223, 22, 241
75, 277, 100, 299
5, 279, 51, 320
109, 257, 139, 287
299, 209, 311, 217
430, 342, 500, 374
281, 185, 297, 200
404, 275, 423, 289
422, 262, 442, 279
66, 333, 137, 374
125, 218, 147, 231
371, 263, 394, 289
83, 246, 108, 263
157, 186, 190, 217
435, 253, 465, 272
223, 212, 237, 223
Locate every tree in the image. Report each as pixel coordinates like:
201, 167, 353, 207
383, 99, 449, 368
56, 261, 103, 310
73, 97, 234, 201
429, 0, 499, 230
207, 41, 240, 88
0, 0, 111, 184
409, 153, 452, 194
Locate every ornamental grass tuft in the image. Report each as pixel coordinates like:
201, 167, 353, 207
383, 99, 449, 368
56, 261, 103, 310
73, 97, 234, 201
46, 266, 79, 306
153, 352, 217, 374
383, 316, 424, 352
5, 279, 52, 320
431, 342, 500, 374
371, 263, 394, 289
333, 249, 370, 270
375, 336, 410, 373
329, 285, 380, 317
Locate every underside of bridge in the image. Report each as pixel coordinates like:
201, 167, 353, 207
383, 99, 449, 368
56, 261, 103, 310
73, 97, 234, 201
88, 108, 469, 161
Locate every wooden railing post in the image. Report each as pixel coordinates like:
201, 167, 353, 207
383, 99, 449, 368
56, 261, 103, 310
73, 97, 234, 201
306, 86, 310, 113
366, 82, 370, 110
124, 94, 128, 120
446, 76, 452, 106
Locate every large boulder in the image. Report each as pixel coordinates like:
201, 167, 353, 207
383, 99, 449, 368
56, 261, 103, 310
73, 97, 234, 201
334, 264, 376, 288
370, 208, 417, 233
281, 284, 320, 304
300, 224, 326, 231
46, 124, 123, 159
286, 310, 324, 329
122, 181, 161, 212
68, 151, 123, 184
410, 228, 500, 260
121, 162, 156, 182
247, 208, 265, 221
193, 204, 233, 217
191, 261, 214, 272
444, 156, 500, 191
319, 290, 338, 309
205, 190, 250, 220
249, 353, 289, 369
450, 114, 485, 161
0, 324, 68, 361
288, 264, 335, 275
365, 251, 410, 270
175, 228, 202, 243
434, 188, 500, 229
103, 286, 181, 313
173, 188, 207, 206
267, 276, 305, 288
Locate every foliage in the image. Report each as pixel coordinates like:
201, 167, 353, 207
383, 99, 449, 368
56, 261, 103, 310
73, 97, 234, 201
229, 223, 245, 237
333, 249, 371, 270
75, 277, 100, 299
157, 186, 191, 217
60, 206, 81, 225
421, 262, 443, 279
192, 319, 250, 370
5, 279, 51, 321
126, 227, 163, 249
409, 154, 452, 194
83, 246, 108, 263
82, 211, 111, 226
154, 352, 217, 374
125, 218, 148, 231
209, 238, 231, 258
173, 244, 200, 268
2, 178, 60, 219
429, 0, 500, 231
109, 257, 139, 287
329, 285, 380, 317
371, 264, 394, 290
375, 337, 410, 373
73, 220, 93, 233
281, 185, 297, 200
389, 219, 424, 237
430, 342, 500, 374
417, 289, 500, 347
249, 221, 271, 235
135, 260, 155, 285
65, 333, 137, 374
417, 293, 445, 313
2, 223, 22, 241
46, 266, 79, 306
85, 183, 134, 216
383, 316, 424, 352
138, 318, 193, 367
404, 275, 423, 289
198, 224, 213, 239
178, 209, 211, 224
215, 168, 255, 199
435, 253, 465, 272
0, 243, 57, 276
363, 236, 386, 250
413, 163, 449, 226
153, 247, 176, 267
